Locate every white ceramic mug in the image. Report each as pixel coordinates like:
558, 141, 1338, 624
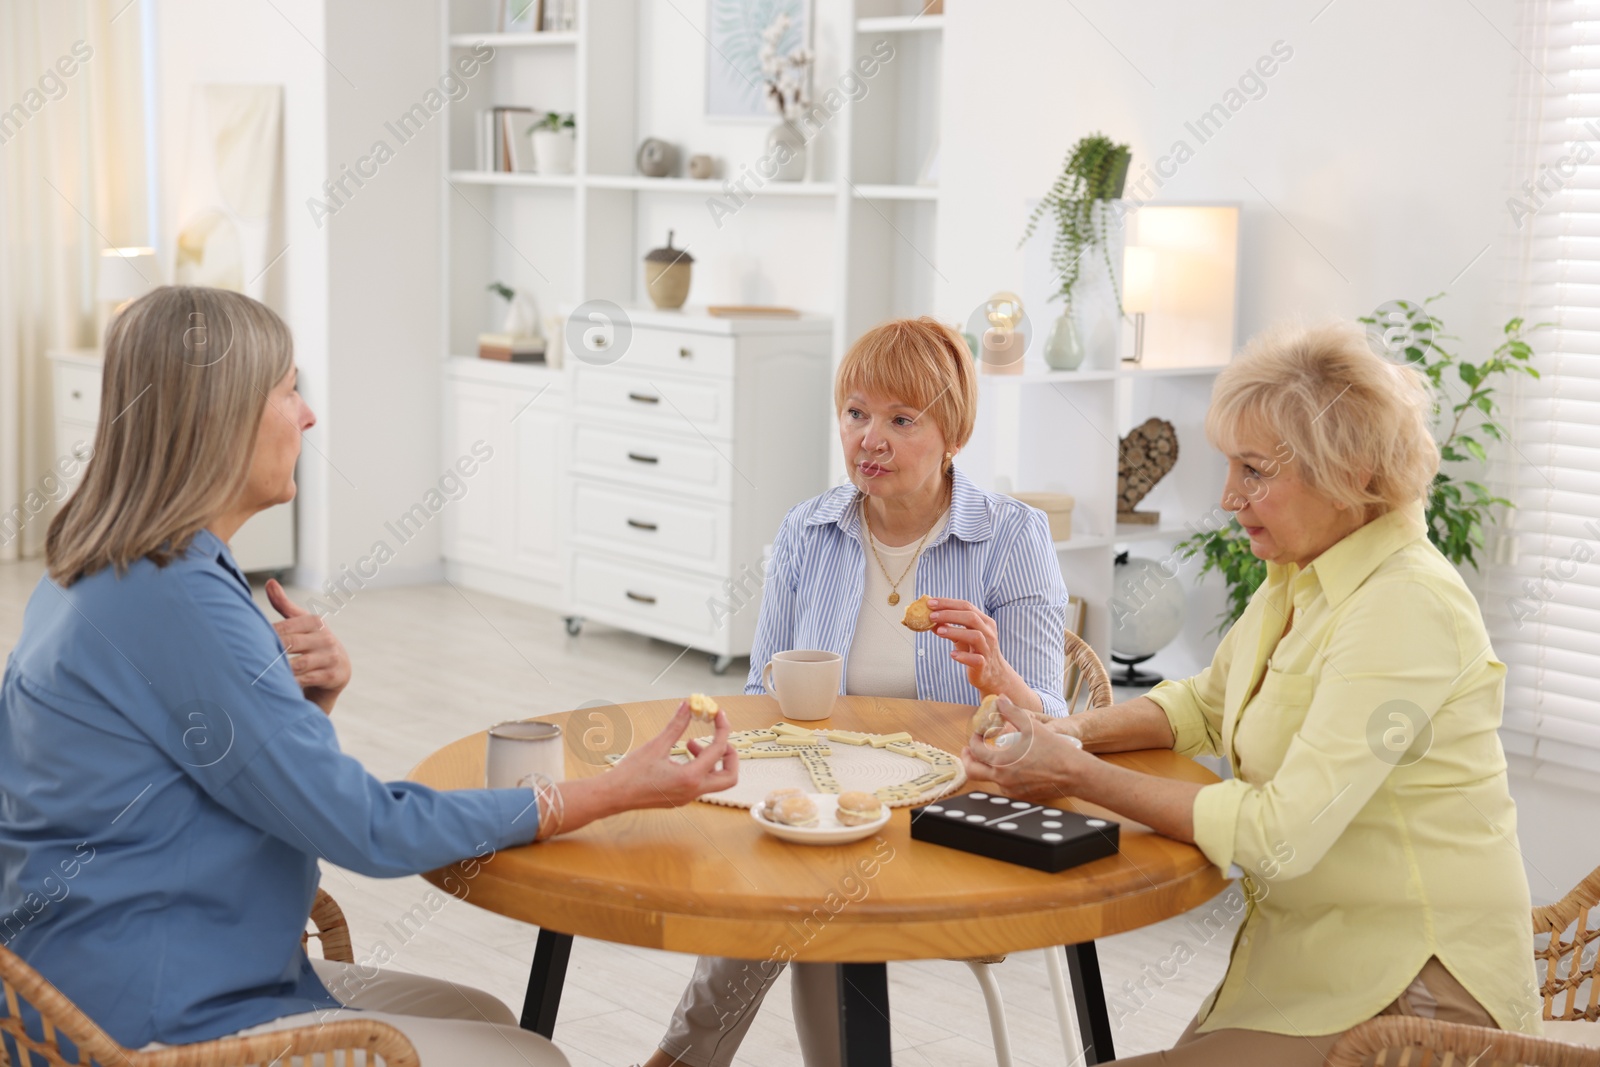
760, 650, 842, 721
486, 721, 565, 787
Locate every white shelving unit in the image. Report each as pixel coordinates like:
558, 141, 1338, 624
435, 0, 1240, 681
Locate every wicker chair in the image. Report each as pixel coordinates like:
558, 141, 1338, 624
968, 630, 1114, 1067
1328, 863, 1600, 1066
0, 889, 419, 1067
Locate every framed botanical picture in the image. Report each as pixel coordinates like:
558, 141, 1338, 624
705, 0, 810, 120
500, 0, 540, 33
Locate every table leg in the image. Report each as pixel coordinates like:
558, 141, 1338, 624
1064, 941, 1116, 1063
836, 962, 892, 1066
519, 929, 573, 1038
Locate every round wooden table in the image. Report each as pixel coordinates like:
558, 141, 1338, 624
408, 695, 1229, 1064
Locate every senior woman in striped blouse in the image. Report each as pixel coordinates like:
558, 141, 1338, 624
639, 317, 1070, 1067
967, 322, 1542, 1064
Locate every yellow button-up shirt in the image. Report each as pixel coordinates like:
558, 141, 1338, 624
1148, 506, 1542, 1037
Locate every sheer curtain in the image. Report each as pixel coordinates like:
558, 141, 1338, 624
0, 0, 149, 561
1487, 0, 1600, 788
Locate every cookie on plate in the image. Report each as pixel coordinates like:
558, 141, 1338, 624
835, 791, 884, 826
767, 794, 820, 828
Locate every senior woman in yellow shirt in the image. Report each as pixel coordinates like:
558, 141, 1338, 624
966, 322, 1542, 1065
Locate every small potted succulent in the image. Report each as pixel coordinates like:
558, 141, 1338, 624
529, 111, 576, 175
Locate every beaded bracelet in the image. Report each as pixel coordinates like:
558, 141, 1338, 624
523, 772, 566, 842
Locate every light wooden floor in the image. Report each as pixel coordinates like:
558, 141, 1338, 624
0, 558, 1238, 1066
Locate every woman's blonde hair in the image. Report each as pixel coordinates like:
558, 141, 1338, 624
46, 286, 294, 586
1206, 320, 1439, 516
834, 317, 978, 452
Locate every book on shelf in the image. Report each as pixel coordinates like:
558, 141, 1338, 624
478, 333, 547, 362
476, 107, 536, 172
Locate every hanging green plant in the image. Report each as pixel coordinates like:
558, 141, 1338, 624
1019, 133, 1132, 314
1175, 295, 1543, 632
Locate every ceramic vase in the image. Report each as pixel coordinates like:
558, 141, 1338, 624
1043, 312, 1086, 371
767, 122, 808, 181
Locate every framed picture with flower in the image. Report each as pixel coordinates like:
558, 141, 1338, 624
705, 0, 812, 120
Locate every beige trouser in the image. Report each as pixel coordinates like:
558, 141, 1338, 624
224, 957, 570, 1065
1115, 956, 1497, 1066
659, 955, 841, 1067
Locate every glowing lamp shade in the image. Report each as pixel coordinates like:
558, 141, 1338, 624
97, 247, 157, 307
1122, 246, 1157, 314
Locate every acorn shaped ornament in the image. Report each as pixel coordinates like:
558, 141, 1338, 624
644, 230, 694, 310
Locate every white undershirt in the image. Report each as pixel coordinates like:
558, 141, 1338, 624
846, 508, 949, 699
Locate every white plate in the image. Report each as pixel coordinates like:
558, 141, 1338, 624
751, 793, 891, 845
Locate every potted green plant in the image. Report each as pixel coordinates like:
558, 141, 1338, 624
528, 111, 576, 175
1175, 296, 1541, 632
1020, 133, 1132, 370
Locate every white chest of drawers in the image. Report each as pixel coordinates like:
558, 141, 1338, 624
565, 309, 832, 670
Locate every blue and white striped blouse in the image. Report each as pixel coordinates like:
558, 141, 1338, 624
744, 467, 1071, 716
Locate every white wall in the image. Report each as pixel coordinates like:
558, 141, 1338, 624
936, 0, 1600, 902
939, 0, 1517, 343
155, 0, 445, 594
154, 0, 330, 584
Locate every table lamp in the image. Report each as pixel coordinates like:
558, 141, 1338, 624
1122, 246, 1156, 364
97, 247, 157, 342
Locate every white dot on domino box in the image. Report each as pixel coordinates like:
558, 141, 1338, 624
1042, 833, 1063, 842
990, 797, 1009, 805
1011, 801, 1029, 809
927, 805, 944, 813
966, 814, 986, 822
945, 810, 965, 819
1043, 809, 1062, 816
1042, 821, 1062, 829
970, 793, 988, 800
998, 822, 1017, 830
1086, 819, 1108, 828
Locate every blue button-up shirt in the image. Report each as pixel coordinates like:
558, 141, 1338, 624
745, 468, 1071, 715
0, 530, 539, 1047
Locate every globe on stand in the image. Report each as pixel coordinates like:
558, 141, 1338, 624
1109, 551, 1185, 686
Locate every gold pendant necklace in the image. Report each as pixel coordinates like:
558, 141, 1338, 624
861, 489, 944, 606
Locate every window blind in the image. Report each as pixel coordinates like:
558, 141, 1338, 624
1486, 0, 1600, 785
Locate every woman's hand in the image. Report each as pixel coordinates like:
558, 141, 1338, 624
266, 579, 350, 716
608, 702, 740, 809
927, 597, 1042, 713
961, 696, 1096, 802
553, 703, 740, 837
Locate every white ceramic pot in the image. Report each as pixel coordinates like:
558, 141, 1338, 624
532, 128, 575, 175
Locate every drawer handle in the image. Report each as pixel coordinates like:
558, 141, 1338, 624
678, 346, 692, 359
626, 452, 660, 464
626, 518, 658, 532
625, 590, 657, 605
627, 391, 660, 405
71, 389, 82, 400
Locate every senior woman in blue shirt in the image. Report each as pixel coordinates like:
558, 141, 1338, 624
0, 287, 737, 1065
640, 317, 1071, 1067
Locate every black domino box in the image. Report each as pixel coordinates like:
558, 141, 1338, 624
909, 791, 1120, 873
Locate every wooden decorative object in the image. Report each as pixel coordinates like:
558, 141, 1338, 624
1117, 417, 1179, 523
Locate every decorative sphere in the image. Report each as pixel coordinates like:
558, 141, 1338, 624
1110, 556, 1185, 658
985, 291, 1025, 331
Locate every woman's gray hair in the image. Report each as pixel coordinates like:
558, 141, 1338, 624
46, 286, 294, 585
